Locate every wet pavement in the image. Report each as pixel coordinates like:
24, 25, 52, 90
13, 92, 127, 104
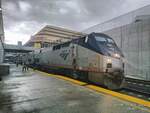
0, 64, 149, 113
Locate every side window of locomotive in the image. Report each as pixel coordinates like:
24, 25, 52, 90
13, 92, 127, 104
107, 38, 115, 44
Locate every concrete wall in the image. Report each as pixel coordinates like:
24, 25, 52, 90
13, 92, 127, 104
103, 19, 150, 80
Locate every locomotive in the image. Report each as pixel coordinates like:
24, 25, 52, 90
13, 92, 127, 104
26, 32, 125, 90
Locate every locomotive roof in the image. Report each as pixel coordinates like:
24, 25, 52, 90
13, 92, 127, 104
53, 32, 113, 47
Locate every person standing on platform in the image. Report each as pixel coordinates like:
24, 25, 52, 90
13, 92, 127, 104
22, 62, 26, 72
26, 60, 29, 71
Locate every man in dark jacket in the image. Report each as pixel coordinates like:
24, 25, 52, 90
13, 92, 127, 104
22, 62, 26, 72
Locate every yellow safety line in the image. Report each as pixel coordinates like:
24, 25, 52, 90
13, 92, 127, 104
53, 75, 87, 86
36, 70, 87, 86
37, 70, 150, 109
86, 85, 150, 109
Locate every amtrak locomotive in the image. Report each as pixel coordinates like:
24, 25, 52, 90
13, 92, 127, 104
26, 33, 125, 90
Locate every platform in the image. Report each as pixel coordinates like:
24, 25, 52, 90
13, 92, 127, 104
0, 65, 149, 113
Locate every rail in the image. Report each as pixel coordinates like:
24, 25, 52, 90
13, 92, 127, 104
124, 77, 150, 99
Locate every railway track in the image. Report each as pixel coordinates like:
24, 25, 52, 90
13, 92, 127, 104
125, 77, 150, 94
120, 77, 150, 100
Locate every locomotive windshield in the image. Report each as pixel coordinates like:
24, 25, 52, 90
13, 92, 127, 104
95, 36, 115, 44
94, 34, 123, 58
95, 36, 107, 43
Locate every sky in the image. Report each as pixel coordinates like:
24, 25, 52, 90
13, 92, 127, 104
2, 0, 150, 45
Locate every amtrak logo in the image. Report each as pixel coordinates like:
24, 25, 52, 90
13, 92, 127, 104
59, 50, 70, 60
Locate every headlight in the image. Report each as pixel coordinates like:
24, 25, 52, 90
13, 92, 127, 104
107, 58, 112, 63
114, 53, 120, 58
106, 58, 112, 68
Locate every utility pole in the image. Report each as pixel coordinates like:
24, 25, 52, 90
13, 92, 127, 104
0, 0, 4, 63
0, 0, 4, 41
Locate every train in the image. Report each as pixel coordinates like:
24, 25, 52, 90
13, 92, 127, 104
24, 32, 125, 90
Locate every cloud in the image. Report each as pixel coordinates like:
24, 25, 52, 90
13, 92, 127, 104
18, 1, 31, 13
4, 21, 47, 44
59, 8, 68, 14
2, 0, 150, 44
65, 1, 82, 14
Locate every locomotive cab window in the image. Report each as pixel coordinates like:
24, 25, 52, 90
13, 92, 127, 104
95, 36, 107, 43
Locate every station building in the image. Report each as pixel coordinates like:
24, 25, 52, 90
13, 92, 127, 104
25, 25, 84, 48
84, 5, 150, 80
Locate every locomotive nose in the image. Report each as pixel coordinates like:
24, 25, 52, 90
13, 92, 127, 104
104, 58, 125, 90
105, 57, 124, 73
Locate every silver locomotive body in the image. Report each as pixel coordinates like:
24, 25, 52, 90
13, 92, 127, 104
28, 33, 125, 90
